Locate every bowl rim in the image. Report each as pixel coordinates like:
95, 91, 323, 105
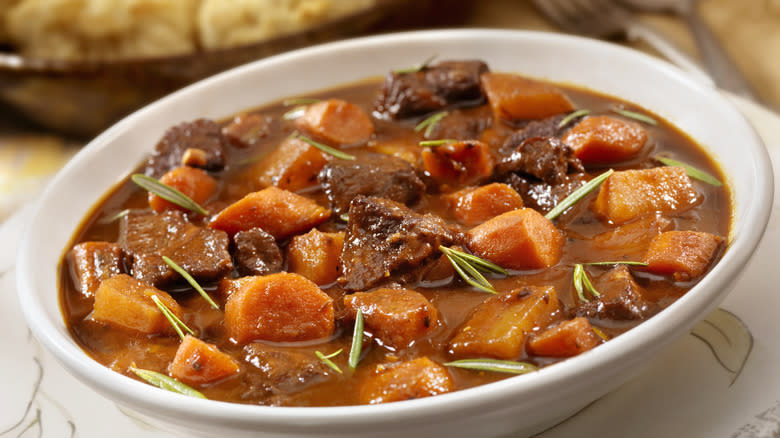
16, 28, 773, 429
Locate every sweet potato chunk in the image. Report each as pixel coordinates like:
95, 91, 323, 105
149, 166, 217, 213
169, 335, 240, 385
359, 357, 454, 404
527, 317, 601, 357
296, 99, 374, 145
92, 274, 182, 335
446, 183, 524, 226
449, 286, 560, 359
209, 186, 331, 238
344, 288, 439, 350
67, 241, 124, 298
643, 230, 724, 281
480, 72, 574, 121
592, 166, 699, 225
467, 208, 564, 270
224, 273, 335, 344
421, 140, 494, 185
562, 115, 647, 164
249, 136, 330, 192
591, 213, 674, 260
287, 229, 344, 285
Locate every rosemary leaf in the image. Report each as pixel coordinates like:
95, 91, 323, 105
611, 107, 658, 126
573, 264, 600, 303
592, 326, 609, 341
151, 295, 194, 341
557, 109, 591, 129
315, 349, 343, 374
445, 247, 508, 275
393, 54, 437, 75
545, 169, 614, 220
162, 256, 220, 310
439, 246, 500, 294
415, 111, 449, 137
294, 133, 356, 160
444, 359, 538, 375
339, 213, 350, 222
98, 209, 130, 225
654, 156, 723, 186
129, 366, 206, 399
131, 174, 208, 215
584, 261, 648, 267
419, 139, 457, 147
348, 309, 364, 370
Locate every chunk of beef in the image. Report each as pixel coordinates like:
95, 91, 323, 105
499, 114, 567, 155
233, 227, 282, 276
503, 173, 587, 214
424, 106, 493, 140
67, 241, 126, 298
576, 265, 657, 320
495, 137, 584, 185
118, 210, 233, 287
145, 119, 227, 177
374, 60, 489, 119
340, 196, 461, 291
243, 344, 331, 395
318, 153, 425, 214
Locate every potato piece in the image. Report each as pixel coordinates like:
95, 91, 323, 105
224, 273, 335, 344
169, 335, 240, 385
295, 99, 374, 145
287, 229, 344, 285
249, 136, 330, 192
643, 230, 724, 281
446, 183, 524, 226
359, 357, 454, 404
592, 166, 699, 225
480, 72, 574, 121
466, 208, 564, 270
449, 286, 560, 359
67, 241, 124, 298
344, 288, 439, 350
149, 166, 217, 213
562, 115, 647, 164
209, 186, 331, 238
591, 214, 673, 260
527, 317, 602, 357
92, 274, 182, 334
421, 140, 494, 185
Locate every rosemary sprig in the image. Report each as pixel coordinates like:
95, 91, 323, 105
583, 261, 648, 267
611, 107, 658, 126
162, 256, 220, 310
393, 54, 437, 75
294, 133, 356, 160
557, 109, 591, 129
439, 246, 506, 294
129, 366, 206, 399
315, 349, 343, 374
654, 156, 723, 186
415, 111, 449, 137
573, 264, 600, 303
131, 174, 208, 215
98, 208, 130, 224
419, 139, 457, 147
592, 326, 609, 341
151, 295, 194, 341
348, 309, 364, 370
444, 359, 538, 375
339, 213, 350, 222
545, 169, 614, 221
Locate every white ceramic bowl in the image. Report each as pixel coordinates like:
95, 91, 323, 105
16, 30, 773, 438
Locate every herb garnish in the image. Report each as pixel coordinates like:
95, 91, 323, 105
545, 169, 614, 221
611, 107, 658, 126
315, 349, 343, 374
294, 133, 356, 160
131, 174, 208, 215
573, 264, 600, 303
283, 98, 321, 107
98, 209, 130, 225
444, 359, 538, 375
557, 109, 591, 129
439, 246, 507, 294
162, 256, 220, 310
348, 309, 364, 370
393, 54, 437, 75
419, 139, 457, 147
415, 111, 449, 137
592, 326, 609, 341
654, 156, 723, 186
151, 295, 194, 341
129, 366, 206, 399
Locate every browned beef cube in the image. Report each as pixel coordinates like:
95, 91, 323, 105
67, 241, 125, 298
118, 211, 233, 287
499, 114, 568, 155
340, 196, 460, 291
576, 265, 657, 320
318, 153, 425, 214
503, 172, 587, 214
495, 137, 583, 185
424, 106, 493, 140
243, 344, 331, 395
145, 119, 227, 177
233, 227, 282, 276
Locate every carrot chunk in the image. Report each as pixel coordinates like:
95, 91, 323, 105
67, 241, 124, 298
466, 208, 564, 270
643, 230, 724, 281
209, 186, 331, 238
446, 182, 524, 226
224, 272, 335, 344
149, 166, 217, 213
344, 288, 439, 350
92, 274, 182, 335
169, 335, 240, 385
287, 229, 345, 285
449, 286, 560, 360
359, 357, 454, 404
527, 317, 602, 357
295, 99, 374, 145
592, 166, 699, 225
421, 140, 494, 185
562, 115, 647, 164
248, 136, 330, 192
590, 213, 673, 260
480, 72, 574, 121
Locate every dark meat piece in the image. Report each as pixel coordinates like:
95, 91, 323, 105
222, 113, 271, 149
425, 106, 493, 140
243, 344, 331, 396
145, 119, 227, 177
499, 114, 568, 155
118, 211, 233, 287
318, 153, 425, 214
233, 227, 283, 276
340, 196, 461, 291
495, 137, 584, 185
67, 242, 125, 298
503, 173, 587, 214
576, 265, 658, 320
374, 60, 489, 119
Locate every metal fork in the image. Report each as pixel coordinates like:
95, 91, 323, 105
533, 0, 713, 87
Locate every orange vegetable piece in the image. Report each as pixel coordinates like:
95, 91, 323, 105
591, 213, 673, 260
592, 166, 699, 225
169, 335, 240, 385
466, 208, 564, 270
527, 317, 602, 357
92, 274, 182, 335
249, 136, 330, 192
287, 229, 344, 285
359, 357, 454, 404
562, 115, 647, 164
421, 140, 494, 185
480, 72, 574, 121
149, 166, 217, 213
224, 272, 335, 344
295, 98, 374, 145
209, 186, 331, 238
446, 182, 524, 226
643, 230, 724, 281
449, 286, 560, 360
